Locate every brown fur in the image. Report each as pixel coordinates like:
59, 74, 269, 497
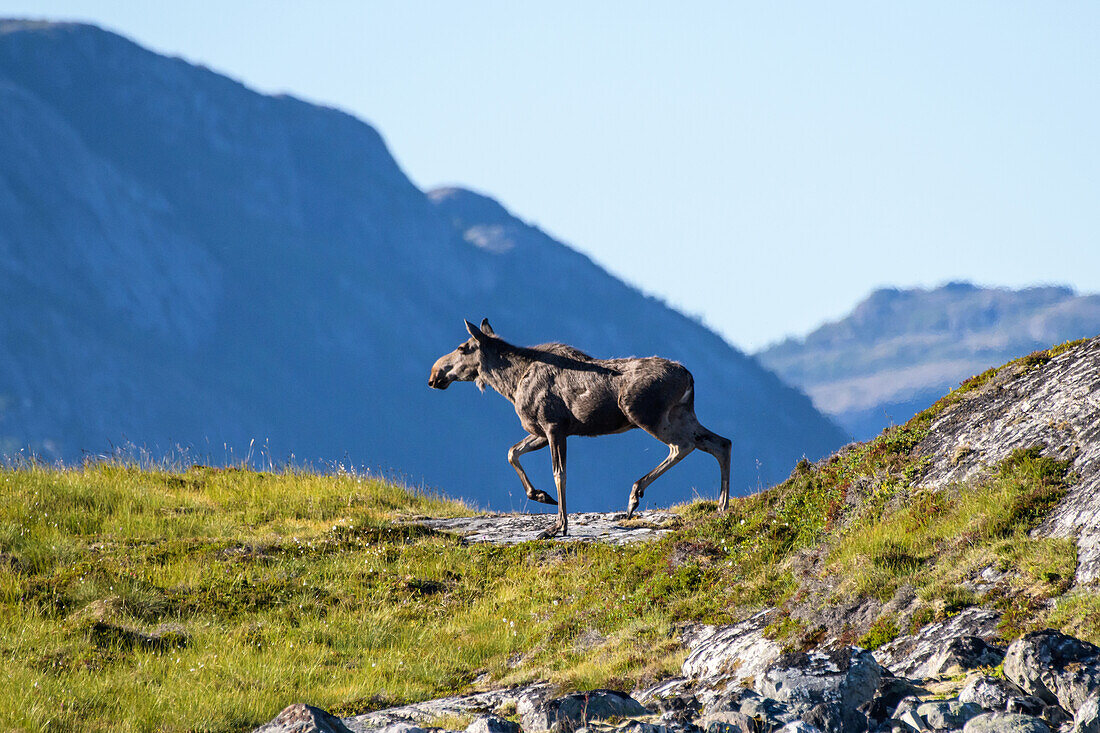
429, 319, 731, 537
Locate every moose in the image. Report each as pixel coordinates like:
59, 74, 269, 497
428, 319, 732, 538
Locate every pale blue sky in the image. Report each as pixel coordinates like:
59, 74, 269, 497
3, 2, 1098, 350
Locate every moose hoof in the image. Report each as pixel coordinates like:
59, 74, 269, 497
536, 523, 562, 540
530, 491, 558, 506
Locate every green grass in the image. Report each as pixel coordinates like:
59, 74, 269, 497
3, 339, 1097, 731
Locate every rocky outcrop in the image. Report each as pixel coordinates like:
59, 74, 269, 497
962, 712, 1052, 733
758, 647, 881, 720
343, 686, 550, 732
254, 621, 1100, 733
874, 608, 1003, 679
521, 690, 650, 732
1003, 630, 1100, 716
255, 704, 355, 733
915, 337, 1100, 584
415, 512, 677, 545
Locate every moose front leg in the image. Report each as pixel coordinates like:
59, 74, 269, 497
507, 435, 556, 505
536, 432, 568, 539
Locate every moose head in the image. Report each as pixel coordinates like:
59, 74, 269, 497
427, 318, 499, 390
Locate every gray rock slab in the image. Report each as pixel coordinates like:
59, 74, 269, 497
636, 611, 784, 714
962, 712, 1052, 733
415, 511, 678, 545
702, 711, 756, 733
959, 676, 1026, 712
346, 685, 549, 732
521, 689, 651, 733
1074, 692, 1100, 733
916, 699, 984, 730
874, 608, 1002, 679
1004, 630, 1100, 716
914, 337, 1100, 585
253, 704, 355, 733
465, 716, 521, 733
756, 646, 882, 716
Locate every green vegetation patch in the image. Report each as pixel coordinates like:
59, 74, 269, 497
827, 445, 1077, 632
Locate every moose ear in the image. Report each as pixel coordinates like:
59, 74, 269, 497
480, 318, 495, 336
464, 319, 487, 342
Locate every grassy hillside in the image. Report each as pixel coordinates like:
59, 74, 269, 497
3, 343, 1098, 731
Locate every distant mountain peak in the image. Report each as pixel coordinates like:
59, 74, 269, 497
757, 282, 1100, 441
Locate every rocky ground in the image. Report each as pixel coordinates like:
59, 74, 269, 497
256, 616, 1100, 733
255, 338, 1100, 733
413, 511, 679, 546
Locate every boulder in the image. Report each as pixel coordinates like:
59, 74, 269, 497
862, 675, 929, 727
875, 609, 1002, 679
681, 612, 785, 688
757, 647, 883, 717
374, 726, 432, 733
959, 676, 1026, 712
915, 699, 984, 730
701, 711, 756, 733
465, 717, 521, 733
253, 703, 354, 733
923, 637, 1006, 678
1004, 630, 1100, 716
1074, 692, 1100, 733
962, 712, 1051, 733
801, 701, 856, 733
653, 692, 702, 724
739, 695, 796, 731
521, 690, 650, 733
1003, 698, 1045, 718
775, 723, 825, 733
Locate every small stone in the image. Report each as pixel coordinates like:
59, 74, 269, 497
523, 689, 650, 733
962, 712, 1052, 733
465, 716, 521, 733
758, 646, 883, 716
923, 637, 1006, 678
1006, 697, 1047, 718
774, 722, 825, 733
252, 703, 354, 733
1003, 630, 1100, 716
916, 699, 984, 729
702, 711, 755, 733
960, 676, 1026, 712
1073, 692, 1100, 733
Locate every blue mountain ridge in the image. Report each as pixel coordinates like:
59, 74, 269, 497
0, 20, 848, 511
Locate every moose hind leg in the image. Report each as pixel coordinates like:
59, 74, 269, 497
536, 432, 568, 539
507, 435, 556, 505
628, 442, 694, 518
695, 429, 732, 511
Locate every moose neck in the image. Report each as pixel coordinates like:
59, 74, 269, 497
479, 346, 534, 404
